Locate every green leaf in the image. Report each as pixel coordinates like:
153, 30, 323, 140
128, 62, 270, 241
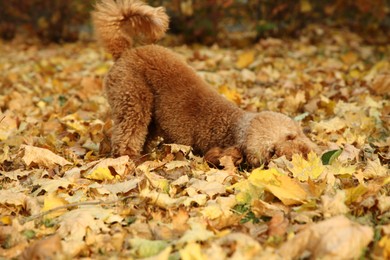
321, 149, 343, 165
23, 230, 36, 239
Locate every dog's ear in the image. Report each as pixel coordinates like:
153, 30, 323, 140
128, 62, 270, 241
205, 146, 243, 168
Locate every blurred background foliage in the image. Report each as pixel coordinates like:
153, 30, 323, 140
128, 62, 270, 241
0, 0, 389, 45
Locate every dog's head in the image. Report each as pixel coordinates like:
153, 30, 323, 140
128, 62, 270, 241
243, 111, 318, 167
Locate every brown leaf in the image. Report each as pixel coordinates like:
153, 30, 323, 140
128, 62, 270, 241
268, 212, 289, 237
371, 74, 390, 95
20, 235, 63, 260
278, 215, 373, 259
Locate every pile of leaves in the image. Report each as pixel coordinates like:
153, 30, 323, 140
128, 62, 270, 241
0, 26, 389, 259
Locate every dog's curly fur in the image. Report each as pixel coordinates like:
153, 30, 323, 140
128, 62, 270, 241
93, 0, 318, 167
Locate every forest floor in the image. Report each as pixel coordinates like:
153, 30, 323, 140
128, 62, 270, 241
0, 26, 389, 259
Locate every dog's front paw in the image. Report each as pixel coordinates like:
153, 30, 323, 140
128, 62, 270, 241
111, 144, 139, 158
245, 147, 275, 167
205, 146, 243, 168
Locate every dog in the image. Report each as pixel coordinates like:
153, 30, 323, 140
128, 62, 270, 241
92, 0, 318, 167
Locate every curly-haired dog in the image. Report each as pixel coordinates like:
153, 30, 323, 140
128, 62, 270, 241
92, 0, 318, 167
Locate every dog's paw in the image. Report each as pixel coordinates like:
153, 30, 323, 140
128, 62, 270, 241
205, 146, 243, 168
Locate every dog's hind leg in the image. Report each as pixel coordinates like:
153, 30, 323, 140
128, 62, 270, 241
105, 73, 153, 160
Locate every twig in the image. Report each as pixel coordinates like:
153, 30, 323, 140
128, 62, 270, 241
22, 194, 137, 224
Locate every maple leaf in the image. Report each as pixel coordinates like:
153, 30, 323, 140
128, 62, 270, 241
249, 168, 307, 205
288, 151, 325, 181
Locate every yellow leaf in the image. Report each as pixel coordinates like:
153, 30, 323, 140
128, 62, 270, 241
139, 165, 170, 192
42, 193, 68, 218
61, 113, 87, 134
83, 156, 130, 181
94, 64, 110, 75
236, 50, 255, 69
327, 161, 356, 176
313, 117, 347, 133
341, 52, 358, 65
344, 184, 368, 205
86, 166, 115, 181
300, 0, 312, 12
180, 242, 206, 260
288, 151, 325, 181
379, 235, 390, 259
231, 179, 264, 205
218, 85, 241, 105
0, 215, 12, 225
249, 168, 307, 205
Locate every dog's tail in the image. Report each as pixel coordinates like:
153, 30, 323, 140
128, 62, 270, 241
92, 0, 169, 59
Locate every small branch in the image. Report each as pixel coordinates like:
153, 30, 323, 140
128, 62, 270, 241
22, 194, 137, 224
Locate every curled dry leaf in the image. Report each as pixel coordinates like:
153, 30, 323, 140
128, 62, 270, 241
278, 215, 373, 259
21, 145, 72, 168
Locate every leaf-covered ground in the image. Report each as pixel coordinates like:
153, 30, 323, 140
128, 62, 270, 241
0, 26, 389, 259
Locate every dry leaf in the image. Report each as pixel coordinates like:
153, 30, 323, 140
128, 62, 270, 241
236, 50, 255, 69
288, 151, 325, 181
22, 145, 72, 168
249, 168, 307, 205
278, 215, 373, 259
371, 74, 390, 95
20, 235, 63, 260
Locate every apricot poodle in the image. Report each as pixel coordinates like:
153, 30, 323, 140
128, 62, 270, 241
92, 0, 318, 167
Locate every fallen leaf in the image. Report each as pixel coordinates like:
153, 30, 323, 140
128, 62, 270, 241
180, 242, 206, 260
321, 190, 349, 218
0, 112, 18, 141
278, 215, 373, 259
20, 235, 62, 260
177, 220, 214, 245
321, 149, 342, 165
218, 85, 241, 105
378, 235, 390, 259
22, 145, 72, 168
363, 158, 389, 179
189, 179, 226, 197
83, 156, 131, 181
42, 192, 68, 218
236, 50, 255, 69
268, 212, 289, 237
288, 151, 325, 181
249, 168, 307, 205
129, 238, 169, 258
371, 74, 390, 95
